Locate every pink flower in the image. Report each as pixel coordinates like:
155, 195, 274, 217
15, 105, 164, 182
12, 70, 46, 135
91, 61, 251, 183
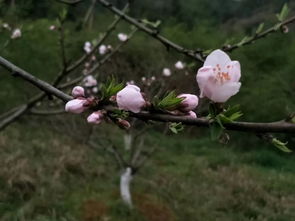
118, 33, 128, 42
99, 44, 107, 55
87, 111, 103, 124
116, 85, 146, 113
65, 98, 88, 114
49, 25, 56, 31
11, 28, 21, 39
162, 68, 171, 77
175, 61, 185, 70
187, 111, 197, 119
83, 75, 97, 87
196, 49, 241, 103
71, 86, 85, 98
177, 94, 199, 112
84, 41, 92, 54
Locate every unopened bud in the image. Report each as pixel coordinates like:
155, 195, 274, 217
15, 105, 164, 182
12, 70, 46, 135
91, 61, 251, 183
117, 118, 131, 130
281, 25, 289, 34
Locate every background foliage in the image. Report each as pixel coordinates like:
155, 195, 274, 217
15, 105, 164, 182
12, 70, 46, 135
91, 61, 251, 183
0, 0, 295, 220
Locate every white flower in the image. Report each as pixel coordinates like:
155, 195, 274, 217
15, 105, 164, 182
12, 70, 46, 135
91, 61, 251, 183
3, 23, 10, 30
175, 61, 185, 70
118, 33, 128, 42
83, 75, 97, 87
162, 68, 171, 77
84, 41, 92, 54
11, 28, 21, 39
99, 44, 107, 55
49, 25, 56, 31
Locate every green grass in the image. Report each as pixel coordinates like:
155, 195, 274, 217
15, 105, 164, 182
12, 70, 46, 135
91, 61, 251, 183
1, 118, 295, 221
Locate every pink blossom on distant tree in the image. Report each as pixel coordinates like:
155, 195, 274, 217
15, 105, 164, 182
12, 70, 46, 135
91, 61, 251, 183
11, 28, 21, 39
175, 61, 185, 69
162, 68, 171, 77
99, 44, 107, 55
118, 33, 128, 42
84, 41, 92, 54
83, 75, 97, 87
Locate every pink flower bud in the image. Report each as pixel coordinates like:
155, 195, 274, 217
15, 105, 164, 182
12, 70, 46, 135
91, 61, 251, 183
177, 94, 199, 112
87, 111, 103, 124
71, 86, 85, 98
117, 118, 131, 130
187, 111, 197, 119
83, 75, 97, 87
65, 98, 88, 114
116, 85, 146, 113
196, 49, 241, 103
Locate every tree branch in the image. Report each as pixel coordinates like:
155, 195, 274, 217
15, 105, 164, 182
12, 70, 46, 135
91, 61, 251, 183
59, 28, 138, 89
56, 0, 83, 5
1, 56, 295, 134
97, 0, 204, 62
224, 15, 295, 52
0, 6, 128, 131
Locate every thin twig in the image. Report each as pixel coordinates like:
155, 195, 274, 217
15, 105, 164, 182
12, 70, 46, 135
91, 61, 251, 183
0, 6, 128, 131
224, 15, 295, 52
97, 0, 204, 62
1, 57, 295, 134
56, 0, 83, 5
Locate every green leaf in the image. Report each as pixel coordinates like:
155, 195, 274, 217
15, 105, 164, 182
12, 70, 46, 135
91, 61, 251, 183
272, 138, 292, 153
208, 103, 218, 118
291, 116, 295, 124
101, 78, 124, 99
203, 49, 213, 56
141, 19, 162, 28
255, 23, 264, 35
110, 110, 129, 119
210, 123, 224, 141
237, 36, 251, 47
218, 114, 232, 124
169, 122, 184, 134
276, 3, 289, 22
222, 105, 243, 121
59, 8, 68, 21
154, 91, 183, 111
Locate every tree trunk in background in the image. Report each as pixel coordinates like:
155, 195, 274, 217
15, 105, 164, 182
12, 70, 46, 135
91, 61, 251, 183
120, 167, 133, 208
123, 133, 132, 151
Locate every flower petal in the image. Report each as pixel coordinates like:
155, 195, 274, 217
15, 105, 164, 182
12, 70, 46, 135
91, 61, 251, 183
228, 61, 241, 82
196, 66, 214, 98
204, 49, 231, 68
210, 82, 241, 103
